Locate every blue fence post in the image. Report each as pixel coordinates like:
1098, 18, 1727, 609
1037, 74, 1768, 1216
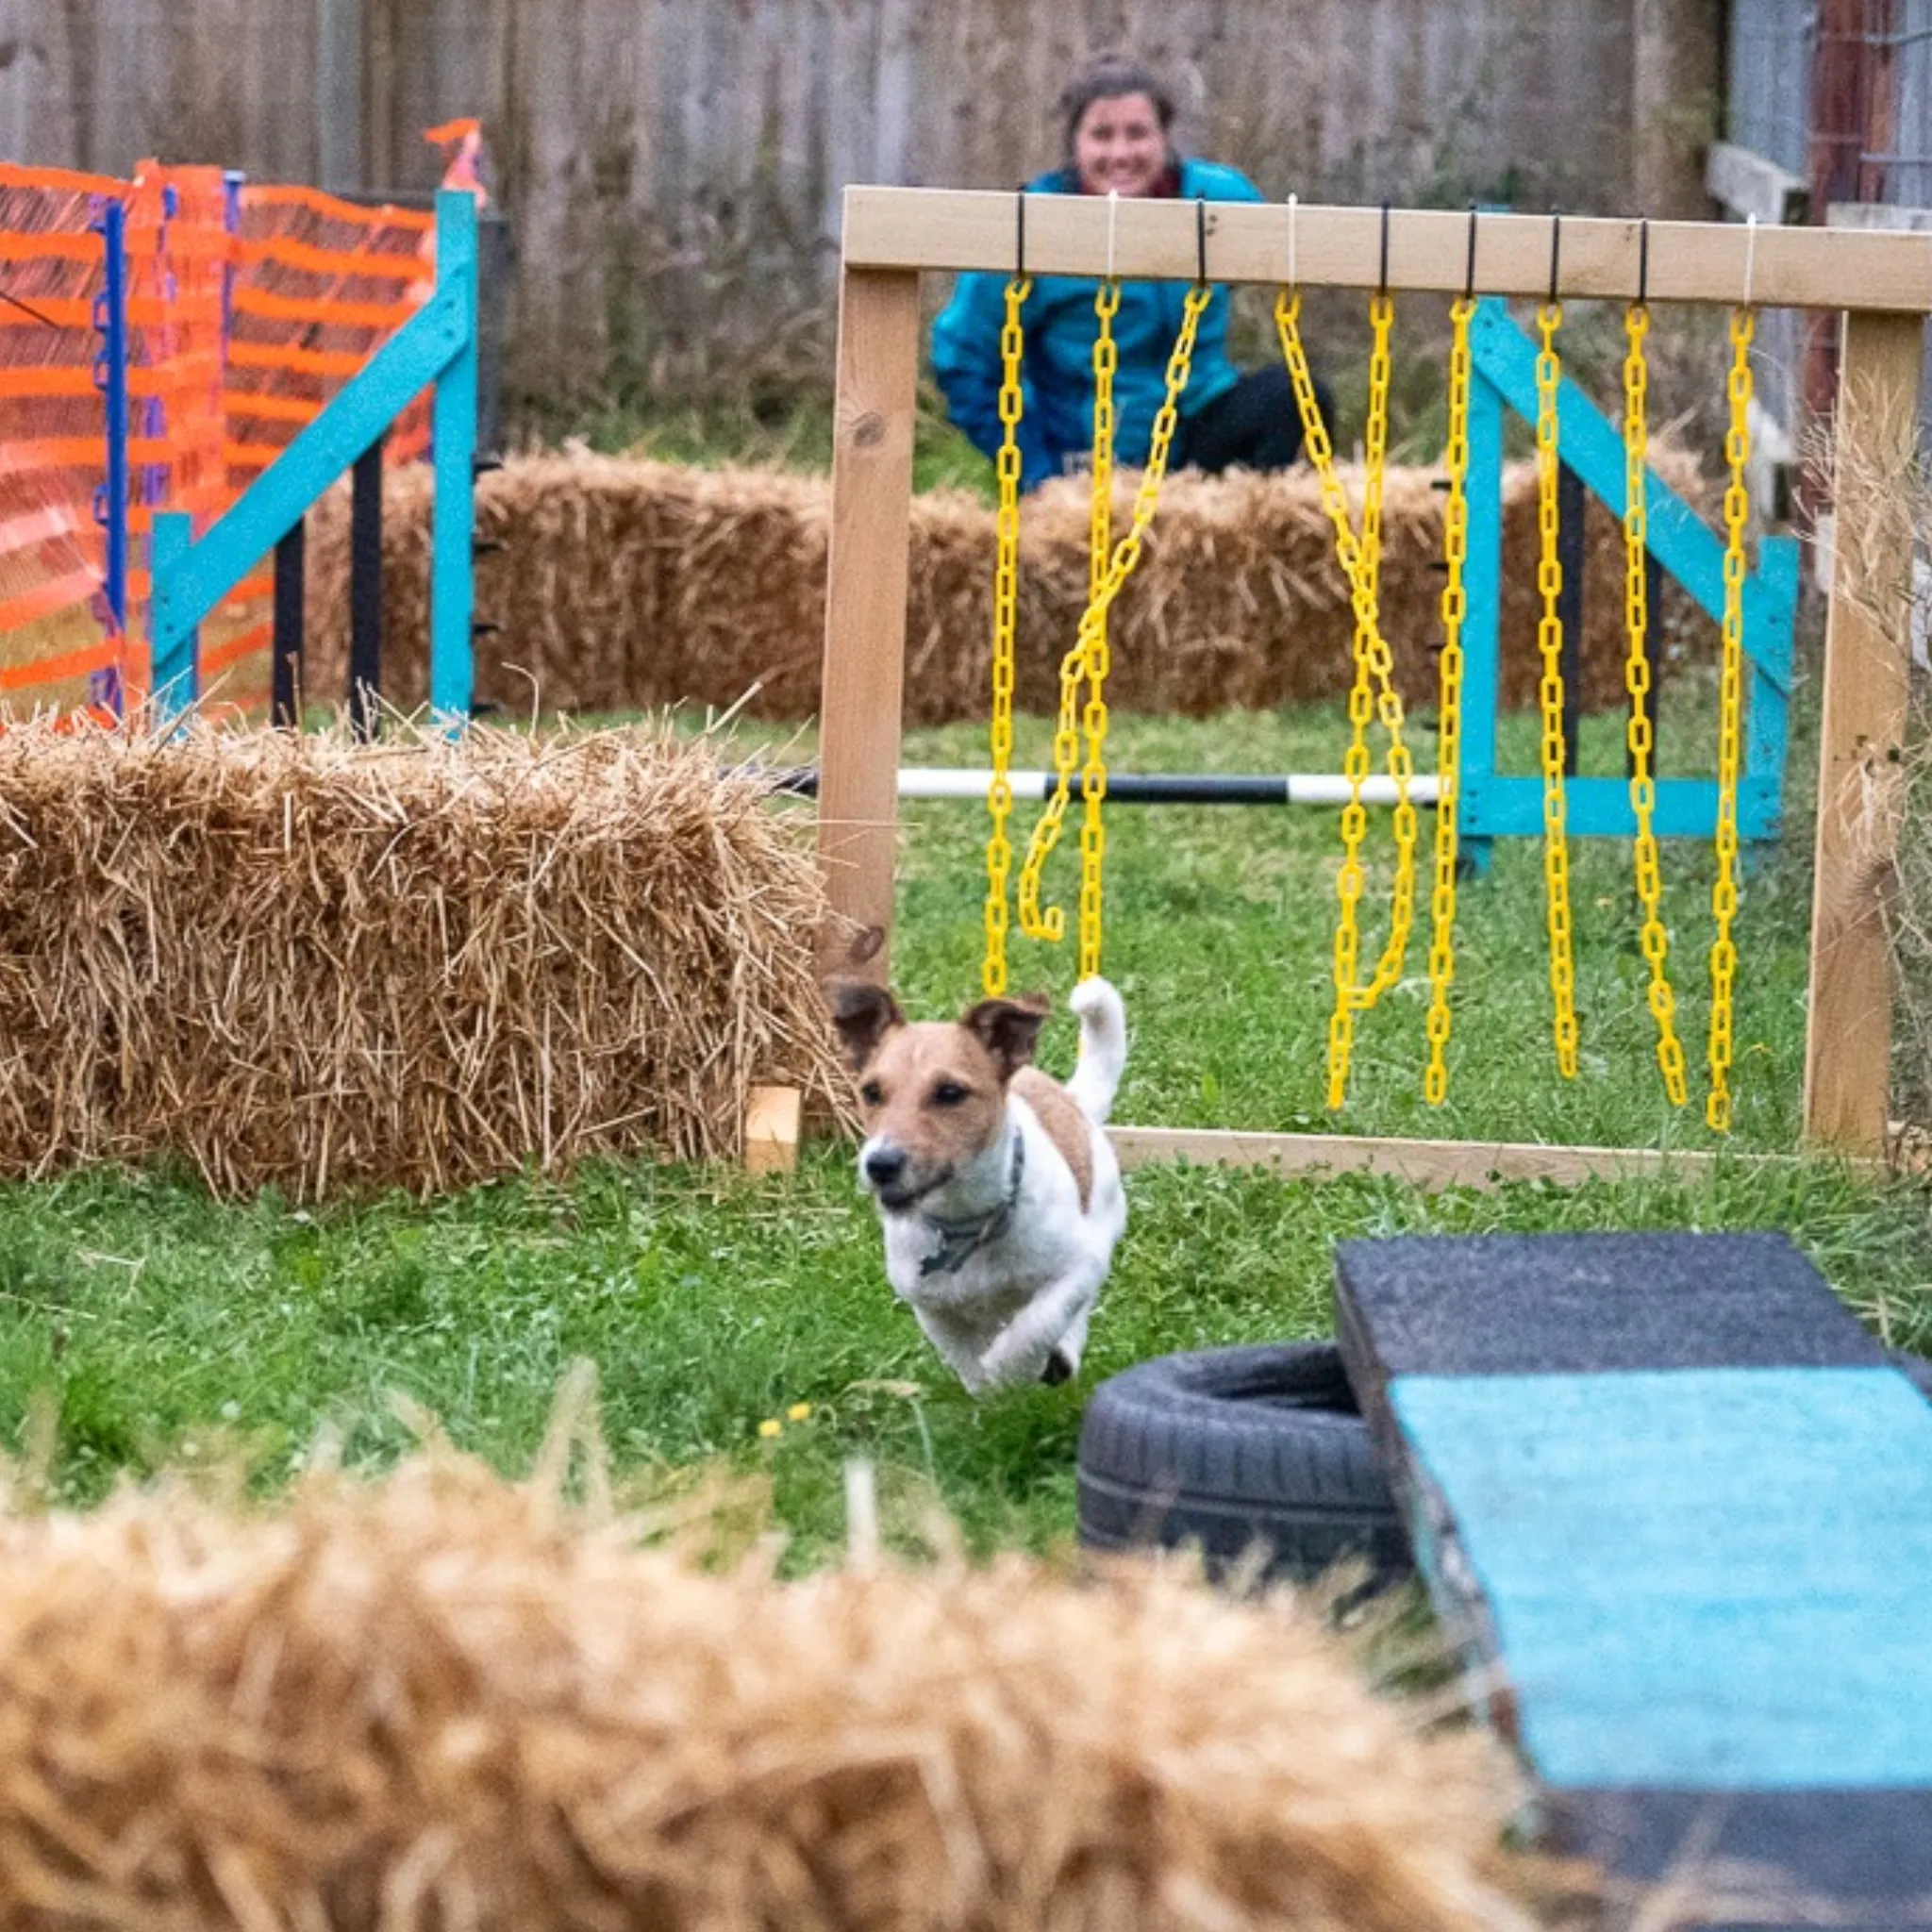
428, 188, 477, 729
150, 511, 196, 716
88, 195, 130, 718
1742, 533, 1798, 844
221, 170, 243, 359
1457, 359, 1507, 878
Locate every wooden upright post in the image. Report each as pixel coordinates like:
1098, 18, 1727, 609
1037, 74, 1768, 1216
1804, 309, 1924, 1154
815, 258, 922, 984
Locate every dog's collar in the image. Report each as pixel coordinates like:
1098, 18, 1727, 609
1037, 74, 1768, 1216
918, 1134, 1025, 1278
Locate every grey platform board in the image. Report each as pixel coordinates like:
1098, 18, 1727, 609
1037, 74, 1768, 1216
1332, 1231, 1932, 1929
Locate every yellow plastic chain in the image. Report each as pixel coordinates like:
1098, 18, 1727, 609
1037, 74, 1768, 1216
1533, 300, 1580, 1079
981, 273, 1030, 997
1707, 306, 1754, 1132
1424, 294, 1474, 1105
1341, 293, 1420, 1009
1079, 281, 1121, 981
1017, 281, 1210, 949
1620, 301, 1688, 1106
1274, 290, 1420, 1108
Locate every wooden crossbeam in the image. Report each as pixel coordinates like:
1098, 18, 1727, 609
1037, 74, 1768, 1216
1108, 1126, 1884, 1191
841, 186, 1932, 311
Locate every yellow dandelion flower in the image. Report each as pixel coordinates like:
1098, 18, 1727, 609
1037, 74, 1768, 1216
758, 1418, 782, 1440
787, 1402, 812, 1423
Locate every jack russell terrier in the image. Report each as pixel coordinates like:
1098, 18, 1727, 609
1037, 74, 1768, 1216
828, 976, 1128, 1396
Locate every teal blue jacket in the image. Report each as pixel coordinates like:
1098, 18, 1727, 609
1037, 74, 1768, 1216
930, 158, 1267, 492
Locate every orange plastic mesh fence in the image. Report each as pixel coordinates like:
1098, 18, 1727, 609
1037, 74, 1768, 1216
229, 185, 435, 488
0, 159, 441, 720
0, 164, 125, 717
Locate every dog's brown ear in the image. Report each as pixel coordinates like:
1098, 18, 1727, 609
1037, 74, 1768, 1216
826, 980, 904, 1073
961, 993, 1050, 1082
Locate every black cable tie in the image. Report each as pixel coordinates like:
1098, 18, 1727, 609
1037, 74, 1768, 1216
1464, 203, 1479, 301
1638, 214, 1650, 307
1016, 190, 1026, 280
1547, 207, 1562, 307
1378, 199, 1391, 294
1195, 195, 1208, 285
0, 287, 58, 328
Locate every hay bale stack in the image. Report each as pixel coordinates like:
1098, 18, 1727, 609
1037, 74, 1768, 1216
307, 451, 1700, 724
305, 456, 831, 721
0, 1432, 1551, 1931
0, 717, 843, 1197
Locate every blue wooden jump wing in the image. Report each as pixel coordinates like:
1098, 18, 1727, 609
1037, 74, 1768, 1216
1459, 299, 1800, 858
1334, 1232, 1932, 1924
149, 188, 478, 728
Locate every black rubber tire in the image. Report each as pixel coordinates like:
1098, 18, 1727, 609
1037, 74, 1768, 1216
1076, 1341, 1411, 1590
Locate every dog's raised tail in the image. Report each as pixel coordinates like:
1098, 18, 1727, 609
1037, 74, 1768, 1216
1064, 977, 1127, 1124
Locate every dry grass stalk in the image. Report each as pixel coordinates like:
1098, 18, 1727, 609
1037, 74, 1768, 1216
305, 452, 1707, 724
0, 1391, 1557, 1932
0, 712, 847, 1198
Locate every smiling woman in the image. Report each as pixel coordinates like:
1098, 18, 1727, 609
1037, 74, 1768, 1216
928, 51, 1333, 493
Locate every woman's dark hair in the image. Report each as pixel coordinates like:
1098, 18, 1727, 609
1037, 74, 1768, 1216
1058, 53, 1176, 160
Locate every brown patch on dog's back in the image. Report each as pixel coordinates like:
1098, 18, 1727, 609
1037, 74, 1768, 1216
1012, 1069, 1093, 1210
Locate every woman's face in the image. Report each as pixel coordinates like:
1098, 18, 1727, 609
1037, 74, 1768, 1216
1072, 91, 1169, 197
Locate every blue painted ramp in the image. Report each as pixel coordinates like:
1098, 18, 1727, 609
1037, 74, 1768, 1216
1334, 1233, 1932, 1924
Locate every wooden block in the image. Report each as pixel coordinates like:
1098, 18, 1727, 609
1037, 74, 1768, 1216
743, 1085, 802, 1176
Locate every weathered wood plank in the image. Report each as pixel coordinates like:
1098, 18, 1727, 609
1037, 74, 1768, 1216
841, 186, 1932, 310
0, 0, 1715, 391
1108, 1125, 1837, 1190
1804, 310, 1924, 1153
814, 263, 922, 982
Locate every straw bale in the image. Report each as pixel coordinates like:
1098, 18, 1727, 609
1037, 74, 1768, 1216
306, 451, 1707, 725
0, 1419, 1555, 1932
0, 715, 845, 1198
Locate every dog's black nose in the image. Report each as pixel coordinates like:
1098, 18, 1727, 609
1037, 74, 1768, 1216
863, 1147, 908, 1191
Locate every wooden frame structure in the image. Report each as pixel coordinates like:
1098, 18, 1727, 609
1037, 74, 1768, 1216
815, 188, 1926, 1178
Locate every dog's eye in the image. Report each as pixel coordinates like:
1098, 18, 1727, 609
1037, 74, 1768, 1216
930, 1079, 970, 1108
859, 1079, 884, 1106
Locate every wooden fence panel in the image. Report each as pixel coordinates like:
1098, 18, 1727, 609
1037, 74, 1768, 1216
1, 0, 1708, 404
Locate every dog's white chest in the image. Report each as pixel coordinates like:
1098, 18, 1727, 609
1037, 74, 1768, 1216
879, 1103, 1125, 1366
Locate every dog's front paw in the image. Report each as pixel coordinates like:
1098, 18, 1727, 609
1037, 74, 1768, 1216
978, 1333, 1053, 1391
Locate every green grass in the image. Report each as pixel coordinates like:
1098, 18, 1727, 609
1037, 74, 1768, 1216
2, 703, 1928, 1566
